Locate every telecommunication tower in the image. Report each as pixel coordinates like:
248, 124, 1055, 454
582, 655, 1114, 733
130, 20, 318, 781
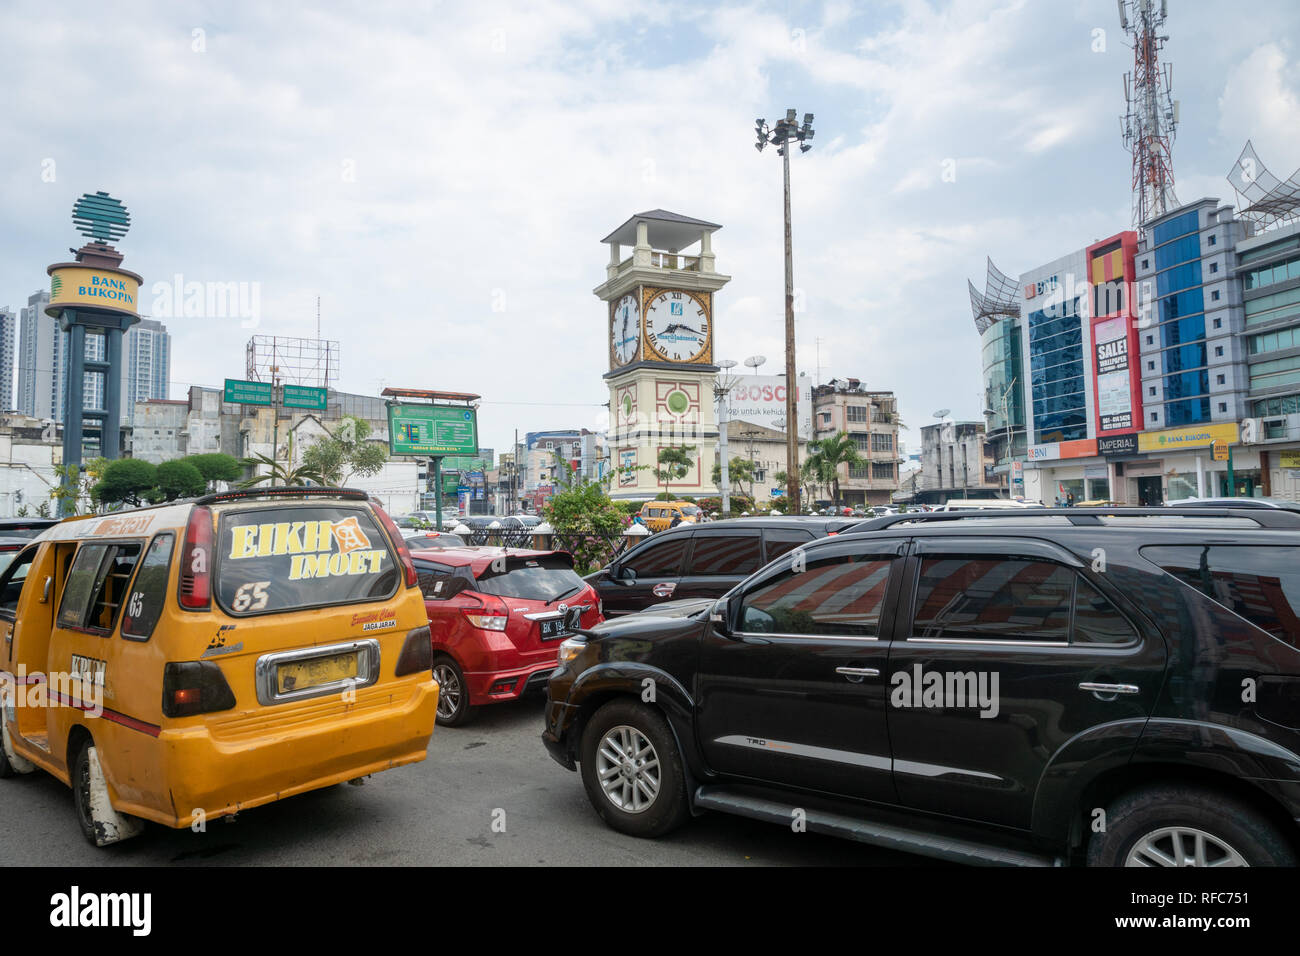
1119, 0, 1179, 230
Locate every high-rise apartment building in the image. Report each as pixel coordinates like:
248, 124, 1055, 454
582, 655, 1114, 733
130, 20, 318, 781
0, 306, 16, 410
121, 318, 171, 423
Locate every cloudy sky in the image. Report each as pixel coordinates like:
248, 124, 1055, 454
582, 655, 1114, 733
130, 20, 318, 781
4, 0, 1300, 457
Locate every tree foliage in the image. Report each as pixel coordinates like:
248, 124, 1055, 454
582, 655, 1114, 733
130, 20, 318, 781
182, 453, 242, 487
93, 459, 158, 507
653, 444, 695, 499
300, 416, 388, 487
543, 477, 624, 575
237, 453, 324, 488
155, 460, 207, 501
804, 431, 863, 507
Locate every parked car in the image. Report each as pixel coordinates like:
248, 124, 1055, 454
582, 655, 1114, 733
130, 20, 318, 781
0, 517, 58, 538
0, 536, 33, 575
0, 487, 438, 845
413, 547, 603, 726
637, 501, 701, 532
586, 516, 860, 617
403, 530, 466, 550
545, 506, 1300, 866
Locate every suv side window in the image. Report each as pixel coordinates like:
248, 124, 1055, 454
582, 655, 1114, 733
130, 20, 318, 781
739, 554, 894, 637
763, 528, 816, 562
1073, 577, 1137, 644
686, 535, 762, 576
623, 537, 688, 578
912, 557, 1073, 642
1142, 545, 1300, 645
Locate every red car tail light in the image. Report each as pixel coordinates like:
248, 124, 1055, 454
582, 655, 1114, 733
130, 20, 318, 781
462, 594, 508, 631
178, 506, 213, 610
371, 500, 418, 588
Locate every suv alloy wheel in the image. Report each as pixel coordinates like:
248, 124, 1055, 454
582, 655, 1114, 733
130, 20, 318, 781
1087, 784, 1297, 867
579, 699, 688, 838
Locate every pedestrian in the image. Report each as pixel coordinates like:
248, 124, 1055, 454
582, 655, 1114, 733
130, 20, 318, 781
669, 513, 682, 528
1054, 496, 1061, 507
1066, 492, 1075, 507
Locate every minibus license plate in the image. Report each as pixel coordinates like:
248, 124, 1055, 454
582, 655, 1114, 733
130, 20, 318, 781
278, 652, 359, 693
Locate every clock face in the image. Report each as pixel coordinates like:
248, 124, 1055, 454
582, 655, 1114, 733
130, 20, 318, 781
611, 294, 640, 365
644, 290, 709, 363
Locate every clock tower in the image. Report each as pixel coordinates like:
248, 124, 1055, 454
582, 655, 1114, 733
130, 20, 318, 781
595, 209, 730, 500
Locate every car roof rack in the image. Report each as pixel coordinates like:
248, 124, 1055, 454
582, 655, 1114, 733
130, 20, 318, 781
847, 506, 1300, 532
195, 486, 370, 505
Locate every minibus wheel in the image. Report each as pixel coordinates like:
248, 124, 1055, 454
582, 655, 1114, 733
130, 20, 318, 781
71, 741, 97, 844
70, 740, 145, 847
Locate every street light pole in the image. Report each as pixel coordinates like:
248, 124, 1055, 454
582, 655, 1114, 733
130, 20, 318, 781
756, 109, 814, 514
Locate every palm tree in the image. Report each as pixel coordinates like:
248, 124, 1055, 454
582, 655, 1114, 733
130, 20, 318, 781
805, 431, 864, 509
237, 452, 325, 488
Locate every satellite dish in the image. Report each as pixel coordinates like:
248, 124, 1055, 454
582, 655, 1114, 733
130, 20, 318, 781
718, 359, 738, 369
744, 356, 767, 370
933, 408, 951, 419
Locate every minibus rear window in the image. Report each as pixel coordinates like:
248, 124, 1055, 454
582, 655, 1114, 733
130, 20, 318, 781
216, 505, 399, 615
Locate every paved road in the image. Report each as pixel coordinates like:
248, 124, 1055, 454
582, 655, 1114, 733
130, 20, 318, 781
1, 696, 935, 866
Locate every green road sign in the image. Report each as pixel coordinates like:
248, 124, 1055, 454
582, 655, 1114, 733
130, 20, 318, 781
224, 378, 273, 405
283, 384, 328, 410
388, 404, 478, 456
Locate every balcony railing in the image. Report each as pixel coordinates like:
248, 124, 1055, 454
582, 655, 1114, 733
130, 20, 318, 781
616, 252, 702, 275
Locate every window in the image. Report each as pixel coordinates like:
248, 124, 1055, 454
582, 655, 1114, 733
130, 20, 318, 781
1141, 259, 1149, 270
850, 464, 871, 479
1148, 361, 1155, 370
1146, 335, 1154, 345
871, 433, 893, 452
739, 554, 893, 637
58, 542, 143, 633
1208, 234, 1217, 246
121, 534, 175, 640
1219, 403, 1228, 413
623, 536, 689, 577
415, 560, 456, 599
216, 506, 398, 615
847, 405, 868, 423
1144, 545, 1300, 646
1073, 578, 1138, 644
475, 557, 585, 601
1150, 412, 1158, 421
762, 529, 815, 562
819, 412, 831, 424
1216, 374, 1225, 385
0, 546, 36, 617
1211, 290, 1220, 301
911, 557, 1074, 642
686, 535, 762, 576
1149, 386, 1156, 396
872, 462, 894, 479
1215, 346, 1224, 357
1213, 318, 1222, 329
1210, 262, 1219, 274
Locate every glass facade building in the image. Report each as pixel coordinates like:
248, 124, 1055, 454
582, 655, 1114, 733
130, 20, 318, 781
1148, 208, 1210, 426
980, 314, 1025, 460
1027, 291, 1088, 443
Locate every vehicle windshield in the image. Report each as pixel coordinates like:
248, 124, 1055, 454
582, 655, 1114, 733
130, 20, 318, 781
682, 506, 701, 516
474, 556, 584, 602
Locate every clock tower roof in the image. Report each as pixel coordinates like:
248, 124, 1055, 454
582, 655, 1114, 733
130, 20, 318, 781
601, 209, 722, 249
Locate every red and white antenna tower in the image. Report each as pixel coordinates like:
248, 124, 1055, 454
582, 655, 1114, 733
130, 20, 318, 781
1119, 0, 1179, 230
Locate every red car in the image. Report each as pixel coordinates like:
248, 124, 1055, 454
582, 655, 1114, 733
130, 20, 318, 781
411, 547, 604, 726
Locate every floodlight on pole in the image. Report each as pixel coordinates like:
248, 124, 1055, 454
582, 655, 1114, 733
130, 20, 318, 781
754, 106, 815, 514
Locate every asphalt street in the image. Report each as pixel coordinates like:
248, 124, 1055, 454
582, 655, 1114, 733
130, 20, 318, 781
2, 695, 935, 866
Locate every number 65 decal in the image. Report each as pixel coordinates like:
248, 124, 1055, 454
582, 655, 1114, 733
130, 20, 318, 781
232, 580, 270, 612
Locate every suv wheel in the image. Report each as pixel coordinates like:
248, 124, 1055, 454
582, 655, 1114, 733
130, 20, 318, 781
1087, 784, 1297, 867
433, 656, 476, 727
579, 699, 688, 838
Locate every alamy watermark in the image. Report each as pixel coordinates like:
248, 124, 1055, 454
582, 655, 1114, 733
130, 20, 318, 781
150, 273, 261, 327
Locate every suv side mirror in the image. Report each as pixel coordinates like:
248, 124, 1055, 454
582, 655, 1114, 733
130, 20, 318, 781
709, 597, 731, 635
618, 566, 637, 582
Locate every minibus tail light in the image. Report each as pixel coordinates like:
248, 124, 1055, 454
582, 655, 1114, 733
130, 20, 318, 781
371, 501, 418, 588
179, 506, 213, 610
162, 661, 236, 717
395, 624, 433, 677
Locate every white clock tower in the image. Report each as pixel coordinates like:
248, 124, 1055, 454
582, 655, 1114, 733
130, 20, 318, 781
595, 210, 730, 500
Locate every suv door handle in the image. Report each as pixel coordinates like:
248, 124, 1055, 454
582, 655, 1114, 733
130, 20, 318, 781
1078, 681, 1139, 697
836, 667, 880, 682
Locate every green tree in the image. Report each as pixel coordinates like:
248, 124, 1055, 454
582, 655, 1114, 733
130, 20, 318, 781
92, 459, 158, 508
301, 416, 388, 487
805, 431, 863, 508
653, 444, 695, 499
155, 460, 207, 501
182, 453, 242, 489
710, 455, 756, 497
543, 475, 624, 575
50, 457, 110, 515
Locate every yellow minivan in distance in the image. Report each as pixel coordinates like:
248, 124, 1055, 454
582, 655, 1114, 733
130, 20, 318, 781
638, 501, 702, 532
0, 487, 438, 846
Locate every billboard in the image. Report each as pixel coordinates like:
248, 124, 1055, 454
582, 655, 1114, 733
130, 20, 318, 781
388, 404, 478, 456
724, 375, 812, 439
1087, 232, 1142, 440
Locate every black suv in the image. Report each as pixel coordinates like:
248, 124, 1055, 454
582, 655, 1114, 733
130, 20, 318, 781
586, 516, 859, 617
544, 507, 1300, 866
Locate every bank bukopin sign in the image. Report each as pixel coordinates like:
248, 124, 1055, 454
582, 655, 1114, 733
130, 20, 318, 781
49, 266, 140, 317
